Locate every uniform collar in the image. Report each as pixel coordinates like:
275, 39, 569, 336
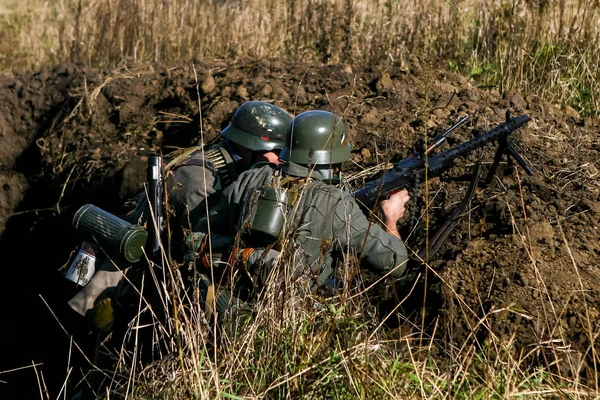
279, 162, 325, 180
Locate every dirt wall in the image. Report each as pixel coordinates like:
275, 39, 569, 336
0, 59, 598, 398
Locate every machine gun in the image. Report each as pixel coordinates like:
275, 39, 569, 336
354, 111, 534, 262
353, 112, 534, 210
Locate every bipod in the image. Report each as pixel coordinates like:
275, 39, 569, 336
399, 159, 483, 288
484, 111, 534, 187
416, 159, 483, 263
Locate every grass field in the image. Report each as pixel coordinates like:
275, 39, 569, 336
0, 0, 599, 116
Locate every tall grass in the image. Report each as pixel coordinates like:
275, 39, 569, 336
91, 242, 596, 399
4, 0, 599, 397
73, 136, 599, 399
1, 0, 599, 115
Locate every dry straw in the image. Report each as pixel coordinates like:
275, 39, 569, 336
1, 0, 599, 115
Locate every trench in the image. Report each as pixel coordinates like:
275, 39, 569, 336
0, 132, 128, 400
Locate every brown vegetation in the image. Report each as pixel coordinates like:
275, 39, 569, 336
1, 0, 599, 115
0, 59, 598, 398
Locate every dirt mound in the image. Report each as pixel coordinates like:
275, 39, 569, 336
0, 59, 598, 398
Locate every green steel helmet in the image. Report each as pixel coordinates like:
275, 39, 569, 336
220, 101, 293, 152
279, 110, 351, 165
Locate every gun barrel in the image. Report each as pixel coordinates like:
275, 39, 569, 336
428, 114, 530, 172
353, 114, 530, 209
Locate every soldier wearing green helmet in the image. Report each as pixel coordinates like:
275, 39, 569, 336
166, 100, 293, 230
279, 109, 351, 166
189, 110, 410, 313
67, 101, 292, 400
220, 100, 289, 154
68, 100, 293, 317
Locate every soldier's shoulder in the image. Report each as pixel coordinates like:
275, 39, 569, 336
233, 163, 275, 186
165, 145, 205, 163
242, 163, 277, 178
308, 180, 351, 200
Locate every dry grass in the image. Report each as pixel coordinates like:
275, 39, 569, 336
80, 242, 598, 399
1, 0, 599, 115
73, 145, 600, 398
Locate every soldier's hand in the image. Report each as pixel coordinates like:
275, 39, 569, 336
380, 189, 410, 237
85, 298, 114, 332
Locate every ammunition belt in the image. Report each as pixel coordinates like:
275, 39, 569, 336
203, 147, 236, 187
175, 146, 239, 188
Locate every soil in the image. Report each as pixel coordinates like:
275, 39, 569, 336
0, 58, 598, 399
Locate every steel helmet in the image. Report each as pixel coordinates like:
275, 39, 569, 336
220, 101, 292, 151
279, 110, 351, 165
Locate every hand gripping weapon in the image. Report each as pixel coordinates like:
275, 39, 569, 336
353, 112, 534, 261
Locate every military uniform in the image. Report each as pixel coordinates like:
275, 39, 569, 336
195, 161, 408, 289
166, 143, 243, 230
67, 101, 293, 400
183, 110, 410, 353
68, 101, 292, 318
67, 141, 245, 317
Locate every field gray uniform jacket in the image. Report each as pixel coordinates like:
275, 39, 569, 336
166, 141, 247, 230
195, 162, 408, 288
68, 141, 246, 317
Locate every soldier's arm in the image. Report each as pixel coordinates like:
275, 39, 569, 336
193, 165, 274, 235
167, 164, 217, 230
333, 190, 409, 278
193, 196, 230, 235
379, 189, 410, 239
192, 168, 252, 235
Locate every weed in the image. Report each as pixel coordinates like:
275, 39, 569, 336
1, 0, 599, 115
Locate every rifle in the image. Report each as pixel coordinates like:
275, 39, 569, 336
146, 155, 164, 266
144, 154, 166, 357
353, 113, 534, 210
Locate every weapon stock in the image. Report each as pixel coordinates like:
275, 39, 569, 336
145, 154, 166, 340
147, 155, 163, 265
353, 114, 532, 209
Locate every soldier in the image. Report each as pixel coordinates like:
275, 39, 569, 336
189, 110, 409, 321
67, 100, 293, 319
166, 100, 293, 232
68, 101, 293, 399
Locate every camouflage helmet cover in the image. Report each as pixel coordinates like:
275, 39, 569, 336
279, 110, 351, 165
220, 101, 293, 152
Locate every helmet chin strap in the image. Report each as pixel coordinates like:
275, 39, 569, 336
223, 139, 253, 170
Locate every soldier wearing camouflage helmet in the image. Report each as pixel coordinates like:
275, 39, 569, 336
190, 110, 410, 306
219, 101, 288, 161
